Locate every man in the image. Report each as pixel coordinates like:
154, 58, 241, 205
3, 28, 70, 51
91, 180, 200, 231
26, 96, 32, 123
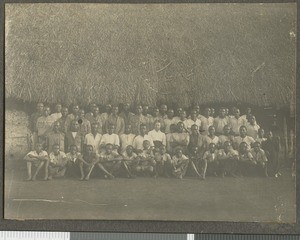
65, 144, 85, 178
85, 106, 103, 134
213, 107, 229, 135
184, 110, 201, 134
163, 109, 176, 134
229, 108, 247, 136
159, 104, 168, 119
203, 126, 220, 151
148, 120, 167, 148
199, 107, 214, 135
56, 107, 69, 133
234, 125, 255, 150
65, 104, 80, 133
142, 105, 152, 118
84, 123, 102, 154
173, 110, 188, 130
132, 124, 154, 153
119, 124, 136, 154
100, 104, 112, 125
130, 105, 150, 135
29, 102, 44, 133
168, 148, 189, 179
36, 106, 53, 146
188, 124, 206, 156
85, 103, 97, 121
49, 103, 62, 123
188, 146, 206, 179
99, 124, 120, 153
246, 115, 260, 139
241, 107, 253, 122
250, 141, 268, 177
77, 109, 91, 136
218, 125, 235, 148
104, 106, 125, 135
119, 103, 135, 126
216, 141, 239, 177
46, 121, 65, 153
149, 107, 164, 130
81, 145, 100, 180
47, 143, 67, 180
168, 122, 190, 154
65, 120, 84, 153
24, 143, 49, 181
237, 142, 256, 176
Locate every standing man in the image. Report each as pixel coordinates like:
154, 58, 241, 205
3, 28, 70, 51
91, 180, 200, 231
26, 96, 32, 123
49, 103, 62, 123
36, 106, 53, 147
132, 124, 154, 153
184, 110, 202, 134
148, 120, 167, 148
85, 106, 103, 134
163, 109, 176, 134
65, 104, 80, 133
199, 107, 214, 135
130, 105, 150, 135
119, 124, 136, 154
105, 106, 125, 135
213, 107, 229, 135
29, 102, 44, 149
229, 108, 247, 136
56, 107, 69, 134
84, 123, 102, 154
65, 120, 84, 153
46, 121, 65, 154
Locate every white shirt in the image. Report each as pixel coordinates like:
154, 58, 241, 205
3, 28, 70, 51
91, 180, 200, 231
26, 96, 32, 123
246, 122, 260, 139
148, 129, 167, 146
71, 132, 77, 139
84, 133, 102, 153
100, 133, 120, 146
49, 113, 62, 123
163, 118, 176, 133
119, 133, 136, 153
234, 136, 255, 149
229, 116, 248, 135
213, 117, 229, 134
49, 151, 66, 165
132, 135, 154, 150
184, 118, 202, 133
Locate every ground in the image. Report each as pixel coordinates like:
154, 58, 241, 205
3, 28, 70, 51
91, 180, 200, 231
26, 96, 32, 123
4, 165, 296, 222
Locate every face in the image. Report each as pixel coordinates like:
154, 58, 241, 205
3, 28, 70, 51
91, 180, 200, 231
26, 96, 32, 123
204, 108, 211, 116
136, 106, 143, 115
191, 110, 197, 119
167, 110, 174, 118
160, 105, 167, 113
106, 104, 112, 113
154, 122, 161, 131
191, 125, 199, 134
71, 121, 79, 131
62, 108, 68, 117
153, 108, 159, 116
143, 140, 150, 149
106, 145, 113, 154
225, 108, 229, 115
177, 122, 184, 132
143, 106, 149, 114
253, 142, 260, 152
211, 108, 215, 116
266, 131, 273, 139
240, 142, 248, 152
180, 111, 186, 119
224, 142, 231, 151
55, 104, 62, 113
53, 122, 60, 131
240, 126, 247, 136
208, 126, 215, 135
123, 103, 130, 111
108, 125, 115, 134
73, 105, 79, 114
176, 108, 183, 116
37, 103, 44, 112
176, 149, 183, 157
140, 125, 147, 135
87, 146, 93, 154
112, 106, 119, 115
247, 108, 252, 114
194, 105, 200, 113
125, 124, 131, 133
258, 128, 265, 137
44, 107, 50, 116
79, 110, 85, 118
35, 144, 43, 152
53, 145, 60, 154
234, 109, 240, 117
209, 143, 216, 152
93, 107, 99, 115
91, 123, 98, 133
90, 104, 97, 112
219, 108, 226, 117
126, 146, 133, 154
249, 116, 256, 124
223, 125, 230, 135
70, 146, 77, 154
192, 146, 198, 155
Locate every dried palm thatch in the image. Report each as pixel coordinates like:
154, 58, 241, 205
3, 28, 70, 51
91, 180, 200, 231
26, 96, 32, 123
5, 3, 296, 108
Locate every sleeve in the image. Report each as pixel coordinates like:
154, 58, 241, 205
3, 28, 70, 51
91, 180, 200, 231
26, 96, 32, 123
41, 151, 49, 157
119, 117, 125, 135
132, 137, 138, 150
99, 135, 106, 145
162, 133, 167, 146
115, 135, 120, 146
84, 135, 88, 145
203, 151, 209, 160
148, 136, 154, 147
61, 152, 67, 158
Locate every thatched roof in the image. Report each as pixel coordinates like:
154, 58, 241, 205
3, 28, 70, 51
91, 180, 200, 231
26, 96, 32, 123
5, 3, 296, 107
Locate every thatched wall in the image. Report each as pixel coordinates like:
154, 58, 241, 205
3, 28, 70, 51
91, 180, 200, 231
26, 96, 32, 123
5, 3, 296, 107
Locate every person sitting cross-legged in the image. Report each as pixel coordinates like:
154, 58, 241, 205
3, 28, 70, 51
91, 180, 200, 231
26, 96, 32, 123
121, 145, 139, 178
250, 141, 268, 177
134, 140, 156, 177
167, 147, 189, 179
47, 143, 68, 180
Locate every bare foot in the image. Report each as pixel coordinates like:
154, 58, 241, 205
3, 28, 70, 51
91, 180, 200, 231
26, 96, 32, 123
25, 177, 32, 181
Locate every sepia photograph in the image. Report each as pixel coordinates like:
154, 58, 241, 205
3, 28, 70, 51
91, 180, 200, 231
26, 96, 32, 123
4, 3, 296, 222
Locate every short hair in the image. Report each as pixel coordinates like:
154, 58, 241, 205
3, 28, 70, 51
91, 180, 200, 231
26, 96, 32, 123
52, 143, 60, 149
140, 123, 147, 128
154, 120, 161, 125
86, 144, 94, 150
239, 125, 247, 131
69, 144, 78, 150
191, 124, 199, 129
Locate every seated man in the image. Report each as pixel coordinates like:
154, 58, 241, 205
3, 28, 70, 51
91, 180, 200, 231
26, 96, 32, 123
188, 146, 206, 179
134, 140, 156, 177
203, 143, 219, 177
250, 141, 268, 177
82, 145, 100, 181
167, 147, 189, 179
65, 144, 85, 179
99, 124, 120, 154
153, 145, 171, 177
24, 143, 49, 181
122, 145, 139, 178
48, 143, 68, 180
237, 142, 256, 176
98, 143, 123, 179
216, 141, 239, 177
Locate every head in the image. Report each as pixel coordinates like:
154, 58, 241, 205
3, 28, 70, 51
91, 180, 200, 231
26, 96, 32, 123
190, 110, 197, 120
258, 128, 265, 138
105, 104, 112, 113
234, 108, 241, 118
79, 109, 85, 118
208, 126, 215, 136
36, 103, 44, 113
140, 124, 147, 135
175, 148, 183, 157
61, 107, 69, 117
239, 126, 247, 137
209, 143, 216, 153
246, 107, 252, 115
193, 105, 200, 114
125, 124, 132, 134
223, 141, 232, 152
253, 141, 261, 152
86, 145, 94, 154
126, 145, 134, 155
210, 108, 215, 116
136, 105, 143, 115
71, 120, 79, 132
176, 107, 183, 116
69, 145, 78, 154
265, 130, 273, 140
154, 120, 161, 131
93, 106, 99, 115
191, 124, 199, 135
112, 106, 119, 116
191, 146, 199, 155
225, 108, 229, 116
107, 124, 115, 134
177, 122, 184, 133
203, 107, 211, 117
123, 103, 130, 112
230, 107, 237, 116
248, 115, 256, 125
44, 106, 50, 117
91, 123, 98, 134
105, 143, 113, 154
143, 140, 151, 150
160, 104, 167, 114
52, 144, 60, 155
55, 104, 62, 113
219, 108, 226, 118
239, 142, 248, 153
72, 105, 80, 115
53, 121, 60, 132
152, 107, 159, 117
89, 103, 97, 112
167, 109, 174, 119
223, 125, 231, 135
143, 105, 149, 115
160, 145, 167, 154
35, 143, 43, 153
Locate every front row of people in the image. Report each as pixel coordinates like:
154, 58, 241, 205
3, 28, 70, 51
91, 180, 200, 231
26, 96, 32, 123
24, 138, 269, 181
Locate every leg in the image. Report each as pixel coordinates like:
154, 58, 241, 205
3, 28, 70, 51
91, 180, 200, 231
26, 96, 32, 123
199, 159, 207, 179
85, 165, 95, 180
32, 161, 45, 181
122, 161, 135, 178
26, 162, 32, 181
43, 160, 49, 180
79, 162, 85, 180
189, 160, 202, 178
96, 163, 115, 179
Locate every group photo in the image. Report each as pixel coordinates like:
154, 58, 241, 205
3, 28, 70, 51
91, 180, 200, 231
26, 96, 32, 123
5, 3, 296, 222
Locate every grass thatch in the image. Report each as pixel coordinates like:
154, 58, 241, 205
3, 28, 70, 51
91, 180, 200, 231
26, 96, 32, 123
5, 3, 296, 107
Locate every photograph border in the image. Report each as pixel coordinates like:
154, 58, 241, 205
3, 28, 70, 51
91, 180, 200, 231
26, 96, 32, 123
1, 0, 299, 234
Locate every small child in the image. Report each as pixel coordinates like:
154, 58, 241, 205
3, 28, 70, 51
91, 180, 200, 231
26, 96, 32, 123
169, 147, 189, 179
122, 145, 138, 178
153, 145, 171, 177
24, 143, 49, 181
135, 140, 156, 176
48, 144, 67, 180
250, 142, 268, 177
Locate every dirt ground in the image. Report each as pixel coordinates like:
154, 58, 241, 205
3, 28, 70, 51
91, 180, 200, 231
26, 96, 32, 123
4, 165, 296, 223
